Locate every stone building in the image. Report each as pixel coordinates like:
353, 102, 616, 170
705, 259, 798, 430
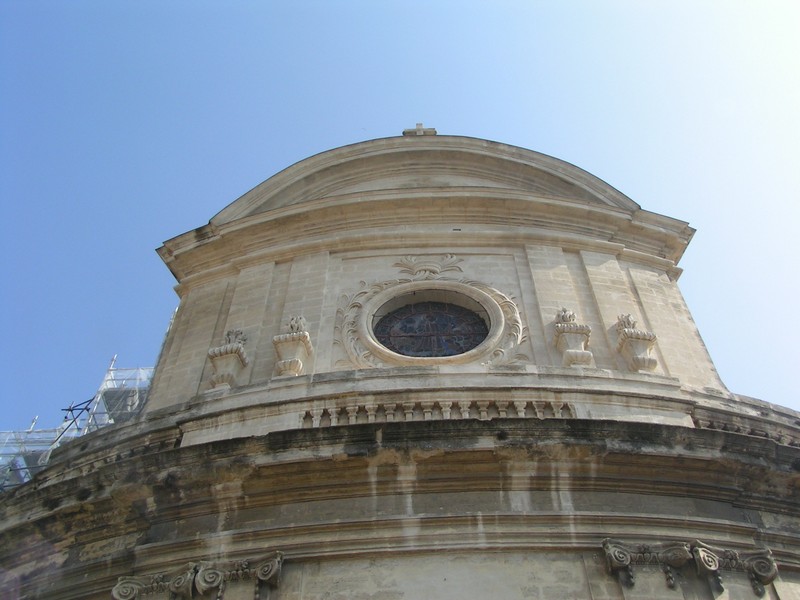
2, 128, 799, 599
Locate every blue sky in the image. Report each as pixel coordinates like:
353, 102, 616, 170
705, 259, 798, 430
1, 1, 798, 431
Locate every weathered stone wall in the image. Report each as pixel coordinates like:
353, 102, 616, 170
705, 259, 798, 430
2, 418, 798, 598
3, 134, 797, 600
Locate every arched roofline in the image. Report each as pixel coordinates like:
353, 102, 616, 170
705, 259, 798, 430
210, 134, 642, 226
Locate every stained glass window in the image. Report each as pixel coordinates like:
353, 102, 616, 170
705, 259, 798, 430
374, 301, 489, 358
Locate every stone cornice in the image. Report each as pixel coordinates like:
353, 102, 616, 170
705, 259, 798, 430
159, 191, 692, 285
9, 369, 800, 503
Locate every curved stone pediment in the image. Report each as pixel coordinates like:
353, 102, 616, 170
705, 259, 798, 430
211, 135, 641, 226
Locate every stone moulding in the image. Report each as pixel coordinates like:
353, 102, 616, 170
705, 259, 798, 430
208, 329, 249, 389
111, 551, 282, 600
301, 398, 576, 428
615, 314, 657, 372
553, 307, 593, 367
602, 538, 777, 597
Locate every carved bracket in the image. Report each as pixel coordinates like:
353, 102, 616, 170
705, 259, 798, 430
615, 314, 657, 372
273, 316, 313, 376
208, 329, 249, 390
602, 539, 777, 597
112, 551, 282, 600
554, 308, 592, 367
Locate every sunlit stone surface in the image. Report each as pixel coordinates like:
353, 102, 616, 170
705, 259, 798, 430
2, 130, 798, 599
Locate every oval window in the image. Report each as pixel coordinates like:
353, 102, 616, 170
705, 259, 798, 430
373, 301, 489, 358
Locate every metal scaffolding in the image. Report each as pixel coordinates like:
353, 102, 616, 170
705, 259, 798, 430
0, 357, 153, 492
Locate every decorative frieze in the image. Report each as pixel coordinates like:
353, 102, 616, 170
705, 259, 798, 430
602, 538, 777, 597
301, 398, 576, 428
208, 329, 249, 390
553, 308, 592, 367
615, 314, 657, 372
112, 551, 282, 600
273, 316, 313, 376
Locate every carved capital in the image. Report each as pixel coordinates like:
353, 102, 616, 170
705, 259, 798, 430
112, 563, 197, 600
112, 552, 283, 599
602, 538, 777, 597
603, 538, 695, 589
692, 540, 778, 596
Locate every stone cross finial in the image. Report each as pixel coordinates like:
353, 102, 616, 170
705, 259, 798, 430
402, 123, 437, 136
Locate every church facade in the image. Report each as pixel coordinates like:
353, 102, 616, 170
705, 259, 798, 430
2, 128, 799, 599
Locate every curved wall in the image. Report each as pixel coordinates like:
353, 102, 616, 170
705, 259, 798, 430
1, 133, 798, 599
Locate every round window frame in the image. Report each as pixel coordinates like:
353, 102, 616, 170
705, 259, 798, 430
359, 281, 506, 365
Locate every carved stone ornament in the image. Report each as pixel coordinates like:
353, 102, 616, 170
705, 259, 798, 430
553, 307, 592, 367
208, 329, 249, 389
334, 254, 528, 369
615, 314, 657, 372
602, 539, 777, 597
273, 316, 313, 376
112, 551, 283, 600
393, 253, 464, 279
301, 397, 576, 428
692, 540, 779, 597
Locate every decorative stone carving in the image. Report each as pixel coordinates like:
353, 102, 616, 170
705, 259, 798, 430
334, 254, 529, 368
287, 315, 307, 332
273, 316, 313, 376
207, 329, 249, 389
301, 398, 576, 427
615, 314, 657, 372
393, 253, 463, 279
692, 540, 778, 597
553, 307, 592, 367
602, 539, 777, 597
111, 563, 204, 599
112, 552, 283, 600
602, 539, 692, 588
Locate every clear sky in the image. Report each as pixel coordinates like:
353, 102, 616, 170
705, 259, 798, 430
1, 1, 798, 431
